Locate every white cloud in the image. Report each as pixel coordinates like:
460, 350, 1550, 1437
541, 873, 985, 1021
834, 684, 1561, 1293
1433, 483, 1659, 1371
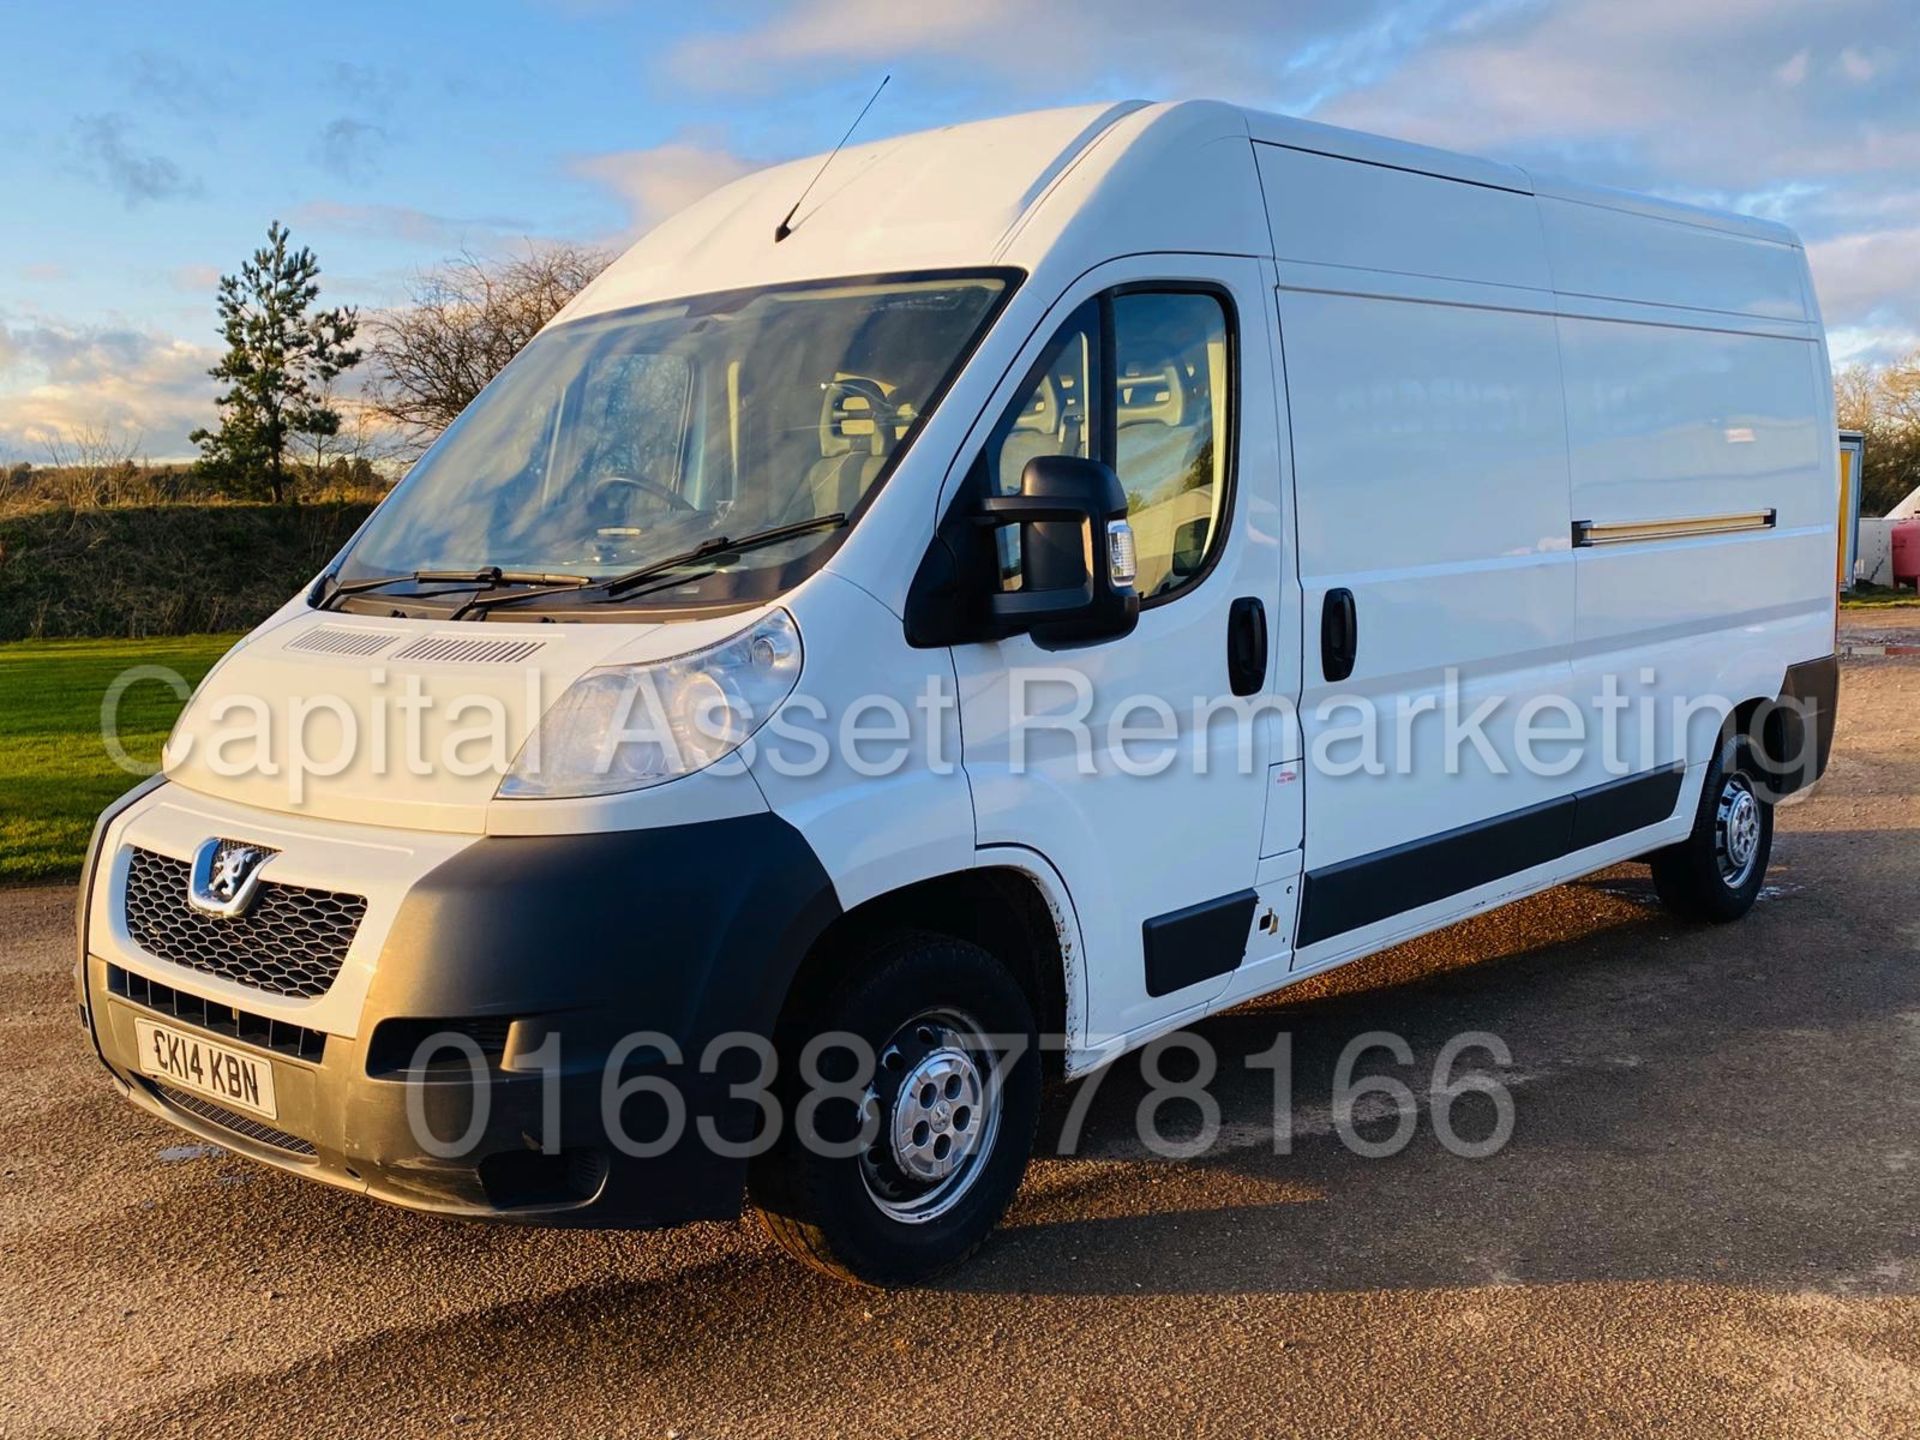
288, 200, 536, 249
1836, 45, 1886, 84
1807, 225, 1920, 325
572, 136, 756, 236
663, 0, 1432, 103
646, 0, 1917, 362
168, 264, 223, 294
0, 315, 216, 461
1828, 319, 1920, 369
1303, 0, 1920, 357
764, 0, 994, 58
668, 0, 1024, 83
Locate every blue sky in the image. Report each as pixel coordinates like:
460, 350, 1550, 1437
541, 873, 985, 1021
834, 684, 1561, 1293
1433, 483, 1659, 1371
3, 0, 1916, 459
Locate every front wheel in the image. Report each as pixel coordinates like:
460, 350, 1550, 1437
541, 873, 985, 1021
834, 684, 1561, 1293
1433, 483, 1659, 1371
748, 933, 1040, 1287
1650, 736, 1774, 922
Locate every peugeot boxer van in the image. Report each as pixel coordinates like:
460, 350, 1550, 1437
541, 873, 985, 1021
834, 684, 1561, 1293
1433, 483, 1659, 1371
79, 100, 1839, 1285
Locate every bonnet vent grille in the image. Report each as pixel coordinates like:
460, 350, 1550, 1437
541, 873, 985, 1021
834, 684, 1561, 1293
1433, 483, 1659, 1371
391, 635, 546, 665
284, 626, 401, 658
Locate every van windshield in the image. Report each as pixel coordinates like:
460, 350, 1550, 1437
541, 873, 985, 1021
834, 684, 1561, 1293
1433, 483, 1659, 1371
335, 271, 1014, 609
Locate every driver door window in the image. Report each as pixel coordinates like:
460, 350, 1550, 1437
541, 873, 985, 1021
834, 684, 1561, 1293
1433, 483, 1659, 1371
974, 288, 1232, 601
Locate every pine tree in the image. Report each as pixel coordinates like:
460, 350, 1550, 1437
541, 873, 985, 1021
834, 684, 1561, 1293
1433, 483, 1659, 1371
191, 221, 361, 503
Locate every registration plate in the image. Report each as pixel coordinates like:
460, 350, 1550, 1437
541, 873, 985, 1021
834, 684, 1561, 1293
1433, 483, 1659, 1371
134, 1019, 278, 1119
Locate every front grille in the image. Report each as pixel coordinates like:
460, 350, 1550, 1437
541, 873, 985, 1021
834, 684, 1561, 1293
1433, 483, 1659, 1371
109, 964, 327, 1062
150, 1081, 318, 1157
123, 847, 367, 999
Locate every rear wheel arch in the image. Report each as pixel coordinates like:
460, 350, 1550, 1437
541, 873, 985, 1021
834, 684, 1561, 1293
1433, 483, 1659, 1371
1651, 728, 1774, 923
1696, 679, 1828, 803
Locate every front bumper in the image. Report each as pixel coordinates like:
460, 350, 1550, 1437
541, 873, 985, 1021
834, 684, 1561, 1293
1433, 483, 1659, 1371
80, 784, 841, 1227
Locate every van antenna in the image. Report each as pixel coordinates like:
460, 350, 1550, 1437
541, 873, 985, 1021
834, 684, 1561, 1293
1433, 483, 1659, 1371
774, 74, 890, 242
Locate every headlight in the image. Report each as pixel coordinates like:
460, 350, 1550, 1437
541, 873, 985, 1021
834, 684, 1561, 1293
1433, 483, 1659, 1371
497, 609, 802, 799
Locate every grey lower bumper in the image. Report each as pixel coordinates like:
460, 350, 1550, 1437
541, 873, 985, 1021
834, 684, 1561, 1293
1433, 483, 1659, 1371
83, 811, 843, 1228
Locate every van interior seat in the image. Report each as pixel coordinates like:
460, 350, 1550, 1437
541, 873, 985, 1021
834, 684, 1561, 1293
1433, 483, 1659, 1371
1114, 357, 1195, 499
995, 372, 1074, 493
787, 376, 902, 520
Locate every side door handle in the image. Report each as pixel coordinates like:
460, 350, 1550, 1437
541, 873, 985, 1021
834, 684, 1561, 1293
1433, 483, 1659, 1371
1321, 587, 1357, 682
1228, 596, 1267, 697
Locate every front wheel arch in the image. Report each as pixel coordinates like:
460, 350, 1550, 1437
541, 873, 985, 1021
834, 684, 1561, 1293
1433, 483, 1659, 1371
773, 864, 1072, 1080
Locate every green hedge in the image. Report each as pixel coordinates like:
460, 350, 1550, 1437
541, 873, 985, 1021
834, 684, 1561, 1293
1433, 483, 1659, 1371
0, 503, 376, 640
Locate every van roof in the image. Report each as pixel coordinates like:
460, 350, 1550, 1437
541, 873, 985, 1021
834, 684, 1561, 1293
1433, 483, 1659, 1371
560, 99, 1801, 324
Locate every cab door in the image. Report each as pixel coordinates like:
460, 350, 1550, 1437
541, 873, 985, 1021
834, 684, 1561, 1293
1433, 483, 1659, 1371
947, 256, 1292, 1051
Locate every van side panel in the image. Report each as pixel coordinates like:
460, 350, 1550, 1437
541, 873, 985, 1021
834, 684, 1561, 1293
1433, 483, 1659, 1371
1258, 145, 1549, 290
1559, 322, 1829, 526
1544, 198, 1837, 785
1279, 290, 1577, 872
1537, 191, 1811, 321
1258, 144, 1580, 877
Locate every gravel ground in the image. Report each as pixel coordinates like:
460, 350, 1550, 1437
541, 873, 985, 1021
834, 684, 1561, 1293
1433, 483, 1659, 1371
2, 650, 1916, 1438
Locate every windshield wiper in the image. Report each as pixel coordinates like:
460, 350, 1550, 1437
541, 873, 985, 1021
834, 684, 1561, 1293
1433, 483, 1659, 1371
318, 567, 591, 611
317, 515, 848, 618
450, 572, 596, 619
599, 513, 849, 599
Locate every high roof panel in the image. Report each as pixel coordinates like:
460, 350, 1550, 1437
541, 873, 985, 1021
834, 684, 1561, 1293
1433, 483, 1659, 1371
563, 102, 1148, 319
558, 98, 1804, 327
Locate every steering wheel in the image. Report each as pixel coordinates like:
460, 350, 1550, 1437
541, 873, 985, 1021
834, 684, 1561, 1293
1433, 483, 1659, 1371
591, 474, 695, 512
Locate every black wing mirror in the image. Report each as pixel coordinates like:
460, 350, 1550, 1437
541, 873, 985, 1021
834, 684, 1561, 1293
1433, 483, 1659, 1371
982, 455, 1140, 645
906, 453, 1140, 648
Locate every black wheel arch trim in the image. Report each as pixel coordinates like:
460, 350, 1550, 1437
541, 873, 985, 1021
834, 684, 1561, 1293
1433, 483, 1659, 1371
367, 811, 844, 1227
1749, 653, 1837, 801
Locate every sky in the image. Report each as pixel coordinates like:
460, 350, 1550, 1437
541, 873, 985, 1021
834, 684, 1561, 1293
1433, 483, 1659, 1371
2, 0, 1916, 460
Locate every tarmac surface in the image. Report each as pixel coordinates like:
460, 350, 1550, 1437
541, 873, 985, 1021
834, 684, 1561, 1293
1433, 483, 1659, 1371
3, 633, 1916, 1437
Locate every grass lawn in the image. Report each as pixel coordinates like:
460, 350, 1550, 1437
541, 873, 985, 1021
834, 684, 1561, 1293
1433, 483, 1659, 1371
1841, 582, 1920, 609
0, 635, 238, 884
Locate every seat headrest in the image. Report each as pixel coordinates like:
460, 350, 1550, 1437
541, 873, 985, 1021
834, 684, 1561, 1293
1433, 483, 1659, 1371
1115, 359, 1185, 428
1010, 374, 1060, 435
819, 375, 908, 457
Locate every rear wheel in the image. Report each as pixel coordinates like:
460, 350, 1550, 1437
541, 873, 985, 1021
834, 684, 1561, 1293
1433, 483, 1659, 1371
1650, 736, 1773, 922
748, 932, 1039, 1287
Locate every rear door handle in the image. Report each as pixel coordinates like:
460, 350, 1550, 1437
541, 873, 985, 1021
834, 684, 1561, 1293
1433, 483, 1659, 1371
1321, 588, 1357, 682
1227, 596, 1267, 696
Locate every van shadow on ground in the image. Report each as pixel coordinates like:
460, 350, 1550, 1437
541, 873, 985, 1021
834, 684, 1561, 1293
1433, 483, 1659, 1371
950, 833, 1920, 1297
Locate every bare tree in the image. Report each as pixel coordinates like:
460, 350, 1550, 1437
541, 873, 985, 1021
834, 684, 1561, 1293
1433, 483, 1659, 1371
1836, 353, 1920, 516
292, 375, 402, 485
1835, 363, 1876, 433
364, 243, 612, 454
41, 422, 145, 508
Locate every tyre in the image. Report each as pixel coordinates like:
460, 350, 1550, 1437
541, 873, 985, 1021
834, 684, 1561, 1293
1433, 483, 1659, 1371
1650, 734, 1773, 923
748, 932, 1040, 1287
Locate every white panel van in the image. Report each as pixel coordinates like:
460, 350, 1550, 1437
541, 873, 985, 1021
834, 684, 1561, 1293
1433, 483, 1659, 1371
79, 100, 1840, 1285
